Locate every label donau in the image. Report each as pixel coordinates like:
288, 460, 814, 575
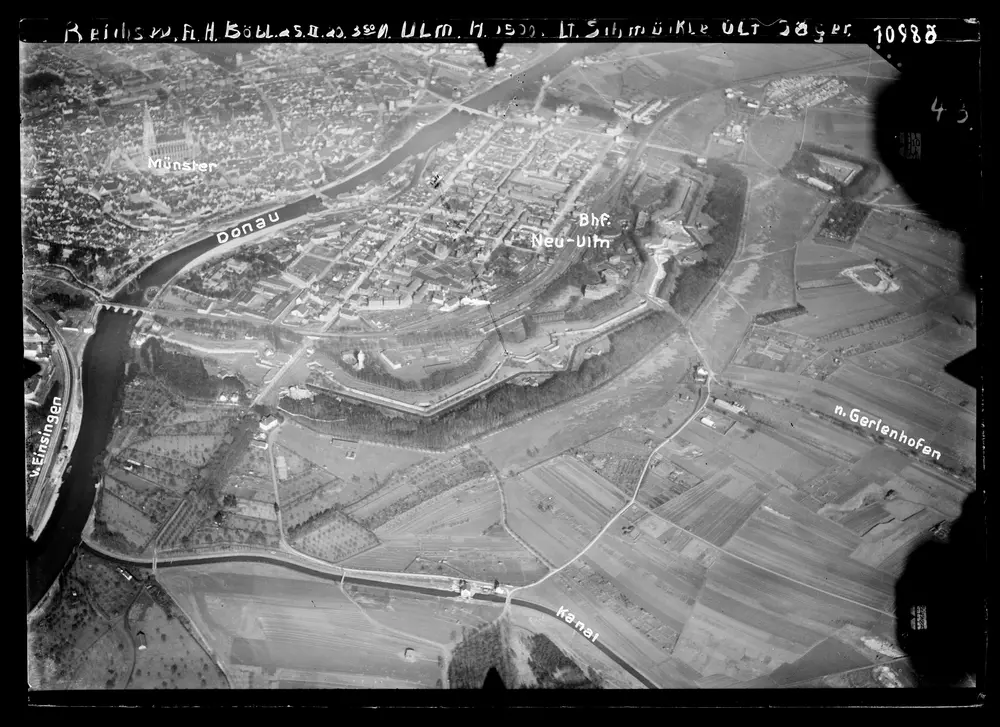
216, 212, 281, 244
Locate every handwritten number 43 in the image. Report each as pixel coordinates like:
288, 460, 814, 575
931, 97, 969, 124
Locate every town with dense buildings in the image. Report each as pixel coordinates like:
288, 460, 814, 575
24, 39, 978, 695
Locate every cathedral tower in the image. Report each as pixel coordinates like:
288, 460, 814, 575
141, 102, 157, 157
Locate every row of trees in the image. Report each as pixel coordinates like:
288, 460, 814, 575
669, 161, 748, 317
152, 315, 303, 347
286, 503, 346, 540
754, 303, 808, 325
282, 311, 677, 449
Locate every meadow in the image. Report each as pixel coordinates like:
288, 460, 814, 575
345, 450, 489, 530
519, 564, 703, 689
344, 583, 501, 647
744, 116, 805, 171
341, 475, 547, 584
673, 536, 896, 685
127, 593, 228, 689
653, 468, 769, 548
283, 479, 354, 532
276, 470, 337, 507
725, 488, 896, 613
825, 363, 960, 435
805, 107, 877, 159
342, 536, 548, 586
848, 322, 976, 411
506, 607, 645, 689
274, 420, 428, 483
159, 562, 444, 688
651, 92, 727, 153
502, 456, 628, 570
473, 331, 688, 476
520, 456, 626, 526
792, 285, 902, 339
130, 434, 223, 468
105, 468, 182, 519
794, 240, 874, 284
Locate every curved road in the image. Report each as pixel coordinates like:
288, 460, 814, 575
81, 541, 656, 689
25, 302, 81, 540
51, 49, 883, 690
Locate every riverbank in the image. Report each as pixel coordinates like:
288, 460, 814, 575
26, 42, 600, 615
108, 194, 314, 301
169, 211, 326, 289
26, 305, 93, 543
320, 109, 455, 196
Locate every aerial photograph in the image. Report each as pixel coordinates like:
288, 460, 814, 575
23, 34, 979, 698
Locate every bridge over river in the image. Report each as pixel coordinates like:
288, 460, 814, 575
97, 302, 145, 316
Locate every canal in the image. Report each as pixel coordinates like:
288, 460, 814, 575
26, 42, 608, 613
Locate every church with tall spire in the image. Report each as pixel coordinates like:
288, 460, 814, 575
141, 102, 157, 158
120, 101, 200, 171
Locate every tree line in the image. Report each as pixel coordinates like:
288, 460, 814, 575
669, 161, 748, 317
820, 199, 872, 241
139, 337, 247, 402
754, 303, 808, 325
153, 315, 303, 346
783, 142, 881, 200
281, 311, 677, 449
34, 289, 92, 313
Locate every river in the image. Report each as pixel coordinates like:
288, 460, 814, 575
26, 42, 608, 613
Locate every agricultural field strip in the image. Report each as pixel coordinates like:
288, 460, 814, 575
524, 457, 626, 523
477, 451, 557, 570
373, 476, 487, 536
280, 471, 340, 509
765, 654, 911, 690
503, 383, 712, 606
102, 204, 924, 670
630, 499, 893, 618
841, 361, 963, 409
338, 582, 449, 652
504, 428, 620, 478
87, 544, 658, 685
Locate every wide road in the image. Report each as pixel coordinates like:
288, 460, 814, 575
81, 541, 656, 688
